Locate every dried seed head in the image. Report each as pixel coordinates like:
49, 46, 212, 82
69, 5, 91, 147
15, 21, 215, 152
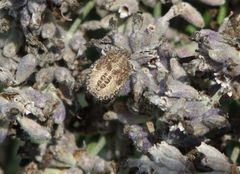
16, 54, 37, 84
17, 116, 51, 144
148, 141, 191, 172
163, 2, 204, 28
196, 142, 231, 172
0, 17, 11, 33
41, 23, 56, 39
86, 49, 132, 101
219, 13, 240, 38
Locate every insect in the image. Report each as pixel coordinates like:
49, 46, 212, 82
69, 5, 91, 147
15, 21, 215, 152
86, 49, 132, 101
85, 13, 172, 102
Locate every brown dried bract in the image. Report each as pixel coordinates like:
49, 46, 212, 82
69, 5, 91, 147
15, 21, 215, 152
86, 49, 132, 100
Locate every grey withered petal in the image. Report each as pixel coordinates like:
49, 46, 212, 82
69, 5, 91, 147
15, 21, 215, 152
3, 42, 19, 58
58, 132, 78, 152
69, 32, 86, 55
112, 32, 131, 51
0, 102, 21, 121
0, 52, 18, 71
170, 58, 188, 82
199, 0, 225, 6
17, 116, 51, 144
153, 18, 170, 39
182, 56, 213, 76
41, 84, 70, 116
0, 96, 8, 106
6, 0, 27, 9
194, 29, 240, 65
133, 67, 160, 94
0, 67, 16, 86
3, 28, 23, 58
174, 42, 198, 58
103, 110, 123, 122
46, 132, 78, 167
202, 108, 229, 130
143, 92, 177, 111
143, 24, 163, 48
128, 14, 165, 51
164, 2, 204, 28
22, 87, 48, 109
35, 67, 55, 89
148, 141, 193, 173
124, 12, 154, 35
194, 112, 227, 135
178, 2, 204, 28
193, 29, 223, 45
100, 0, 120, 11
20, 6, 31, 29
208, 44, 240, 65
76, 151, 115, 174
162, 99, 218, 135
0, 0, 12, 9
27, 0, 46, 27
48, 145, 77, 167
0, 14, 11, 33
54, 67, 74, 84
128, 14, 145, 52
41, 23, 56, 39
219, 13, 240, 38
24, 103, 45, 121
54, 67, 75, 95
63, 47, 76, 68
14, 88, 46, 120
52, 101, 66, 124
127, 156, 169, 174
178, 100, 210, 118
165, 76, 199, 100
196, 142, 231, 172
16, 54, 37, 84
124, 124, 152, 152
49, 133, 111, 171
223, 64, 240, 77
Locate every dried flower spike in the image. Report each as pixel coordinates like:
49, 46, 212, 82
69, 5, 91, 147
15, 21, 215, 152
86, 49, 132, 100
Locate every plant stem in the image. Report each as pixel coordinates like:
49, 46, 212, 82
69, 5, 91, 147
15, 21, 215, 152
67, 0, 95, 38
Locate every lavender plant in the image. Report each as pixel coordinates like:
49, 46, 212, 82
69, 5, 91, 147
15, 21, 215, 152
0, 0, 240, 174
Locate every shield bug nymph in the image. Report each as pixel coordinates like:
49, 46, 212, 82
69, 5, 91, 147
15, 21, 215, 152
86, 49, 132, 101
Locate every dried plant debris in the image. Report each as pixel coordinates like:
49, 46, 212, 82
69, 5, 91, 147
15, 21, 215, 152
20, 132, 116, 174
2, 0, 240, 174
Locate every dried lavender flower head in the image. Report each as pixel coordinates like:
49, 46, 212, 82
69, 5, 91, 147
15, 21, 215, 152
0, 1, 239, 174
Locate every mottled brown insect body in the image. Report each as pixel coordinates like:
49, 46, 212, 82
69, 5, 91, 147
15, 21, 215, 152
86, 50, 132, 100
